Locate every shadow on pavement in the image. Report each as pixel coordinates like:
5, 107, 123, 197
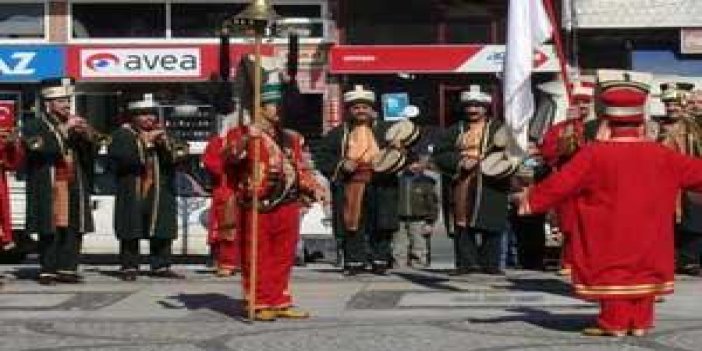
466, 307, 593, 332
162, 293, 247, 321
392, 271, 463, 291
504, 277, 573, 298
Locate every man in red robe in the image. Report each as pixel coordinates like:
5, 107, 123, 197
202, 135, 239, 277
0, 107, 23, 288
518, 70, 702, 337
222, 83, 326, 321
539, 80, 595, 276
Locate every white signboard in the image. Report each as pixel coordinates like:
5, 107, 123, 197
80, 48, 201, 78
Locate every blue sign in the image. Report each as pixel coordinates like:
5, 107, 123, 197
0, 45, 65, 82
381, 92, 410, 121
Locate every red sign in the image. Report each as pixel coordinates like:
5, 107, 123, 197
330, 45, 483, 73
67, 44, 274, 81
330, 45, 559, 73
0, 100, 15, 130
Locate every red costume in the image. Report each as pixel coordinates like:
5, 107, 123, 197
223, 125, 321, 311
202, 136, 239, 273
0, 138, 22, 249
524, 73, 702, 334
539, 80, 593, 274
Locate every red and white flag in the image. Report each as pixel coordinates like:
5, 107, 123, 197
503, 0, 552, 156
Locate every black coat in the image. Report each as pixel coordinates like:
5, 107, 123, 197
433, 119, 512, 234
23, 114, 96, 235
315, 120, 401, 237
108, 126, 187, 240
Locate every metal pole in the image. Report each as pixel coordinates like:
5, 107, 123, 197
248, 31, 263, 322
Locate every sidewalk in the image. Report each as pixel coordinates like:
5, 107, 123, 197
1, 264, 701, 351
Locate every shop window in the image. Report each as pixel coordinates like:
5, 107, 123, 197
171, 3, 324, 39
171, 3, 246, 38
0, 3, 45, 39
445, 21, 493, 44
72, 3, 166, 38
273, 4, 324, 38
345, 0, 437, 44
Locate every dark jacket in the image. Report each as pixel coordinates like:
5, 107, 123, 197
433, 119, 512, 234
315, 120, 401, 237
108, 126, 187, 240
23, 114, 96, 235
398, 170, 438, 222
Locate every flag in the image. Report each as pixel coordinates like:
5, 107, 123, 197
503, 0, 552, 157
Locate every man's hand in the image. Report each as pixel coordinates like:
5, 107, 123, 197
247, 125, 262, 138
342, 159, 358, 173
460, 157, 478, 171
66, 116, 85, 130
314, 188, 330, 204
512, 189, 532, 216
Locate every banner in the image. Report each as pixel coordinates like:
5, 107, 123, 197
330, 45, 558, 74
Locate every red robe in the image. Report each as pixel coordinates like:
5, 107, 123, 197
202, 136, 239, 270
202, 136, 237, 244
527, 141, 702, 300
539, 119, 586, 268
0, 140, 22, 249
223, 125, 321, 309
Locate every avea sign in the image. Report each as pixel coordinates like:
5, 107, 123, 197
80, 48, 201, 78
0, 46, 65, 82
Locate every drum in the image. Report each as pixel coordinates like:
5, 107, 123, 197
372, 148, 406, 174
480, 151, 517, 179
385, 119, 419, 147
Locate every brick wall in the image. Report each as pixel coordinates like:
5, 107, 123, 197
48, 1, 68, 43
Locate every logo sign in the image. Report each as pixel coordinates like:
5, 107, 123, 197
80, 48, 201, 78
382, 93, 410, 121
0, 45, 65, 82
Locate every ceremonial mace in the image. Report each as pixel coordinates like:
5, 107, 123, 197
232, 0, 278, 322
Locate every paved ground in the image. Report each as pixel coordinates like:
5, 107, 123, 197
1, 264, 701, 351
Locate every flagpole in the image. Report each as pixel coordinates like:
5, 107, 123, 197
542, 0, 574, 104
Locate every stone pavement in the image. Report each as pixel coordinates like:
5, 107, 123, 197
1, 264, 701, 351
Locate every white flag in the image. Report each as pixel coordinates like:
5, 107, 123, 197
503, 0, 552, 157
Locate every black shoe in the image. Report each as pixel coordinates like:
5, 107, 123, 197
343, 266, 364, 276
483, 267, 506, 275
677, 265, 701, 276
38, 274, 57, 286
150, 269, 185, 279
56, 273, 83, 284
371, 265, 388, 275
121, 270, 138, 282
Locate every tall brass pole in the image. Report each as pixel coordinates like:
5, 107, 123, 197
231, 0, 277, 323
249, 31, 262, 322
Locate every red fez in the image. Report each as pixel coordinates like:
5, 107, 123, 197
600, 86, 648, 123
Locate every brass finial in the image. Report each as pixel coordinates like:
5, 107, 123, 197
233, 0, 279, 29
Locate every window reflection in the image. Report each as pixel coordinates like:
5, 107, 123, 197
72, 3, 166, 38
0, 3, 44, 39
